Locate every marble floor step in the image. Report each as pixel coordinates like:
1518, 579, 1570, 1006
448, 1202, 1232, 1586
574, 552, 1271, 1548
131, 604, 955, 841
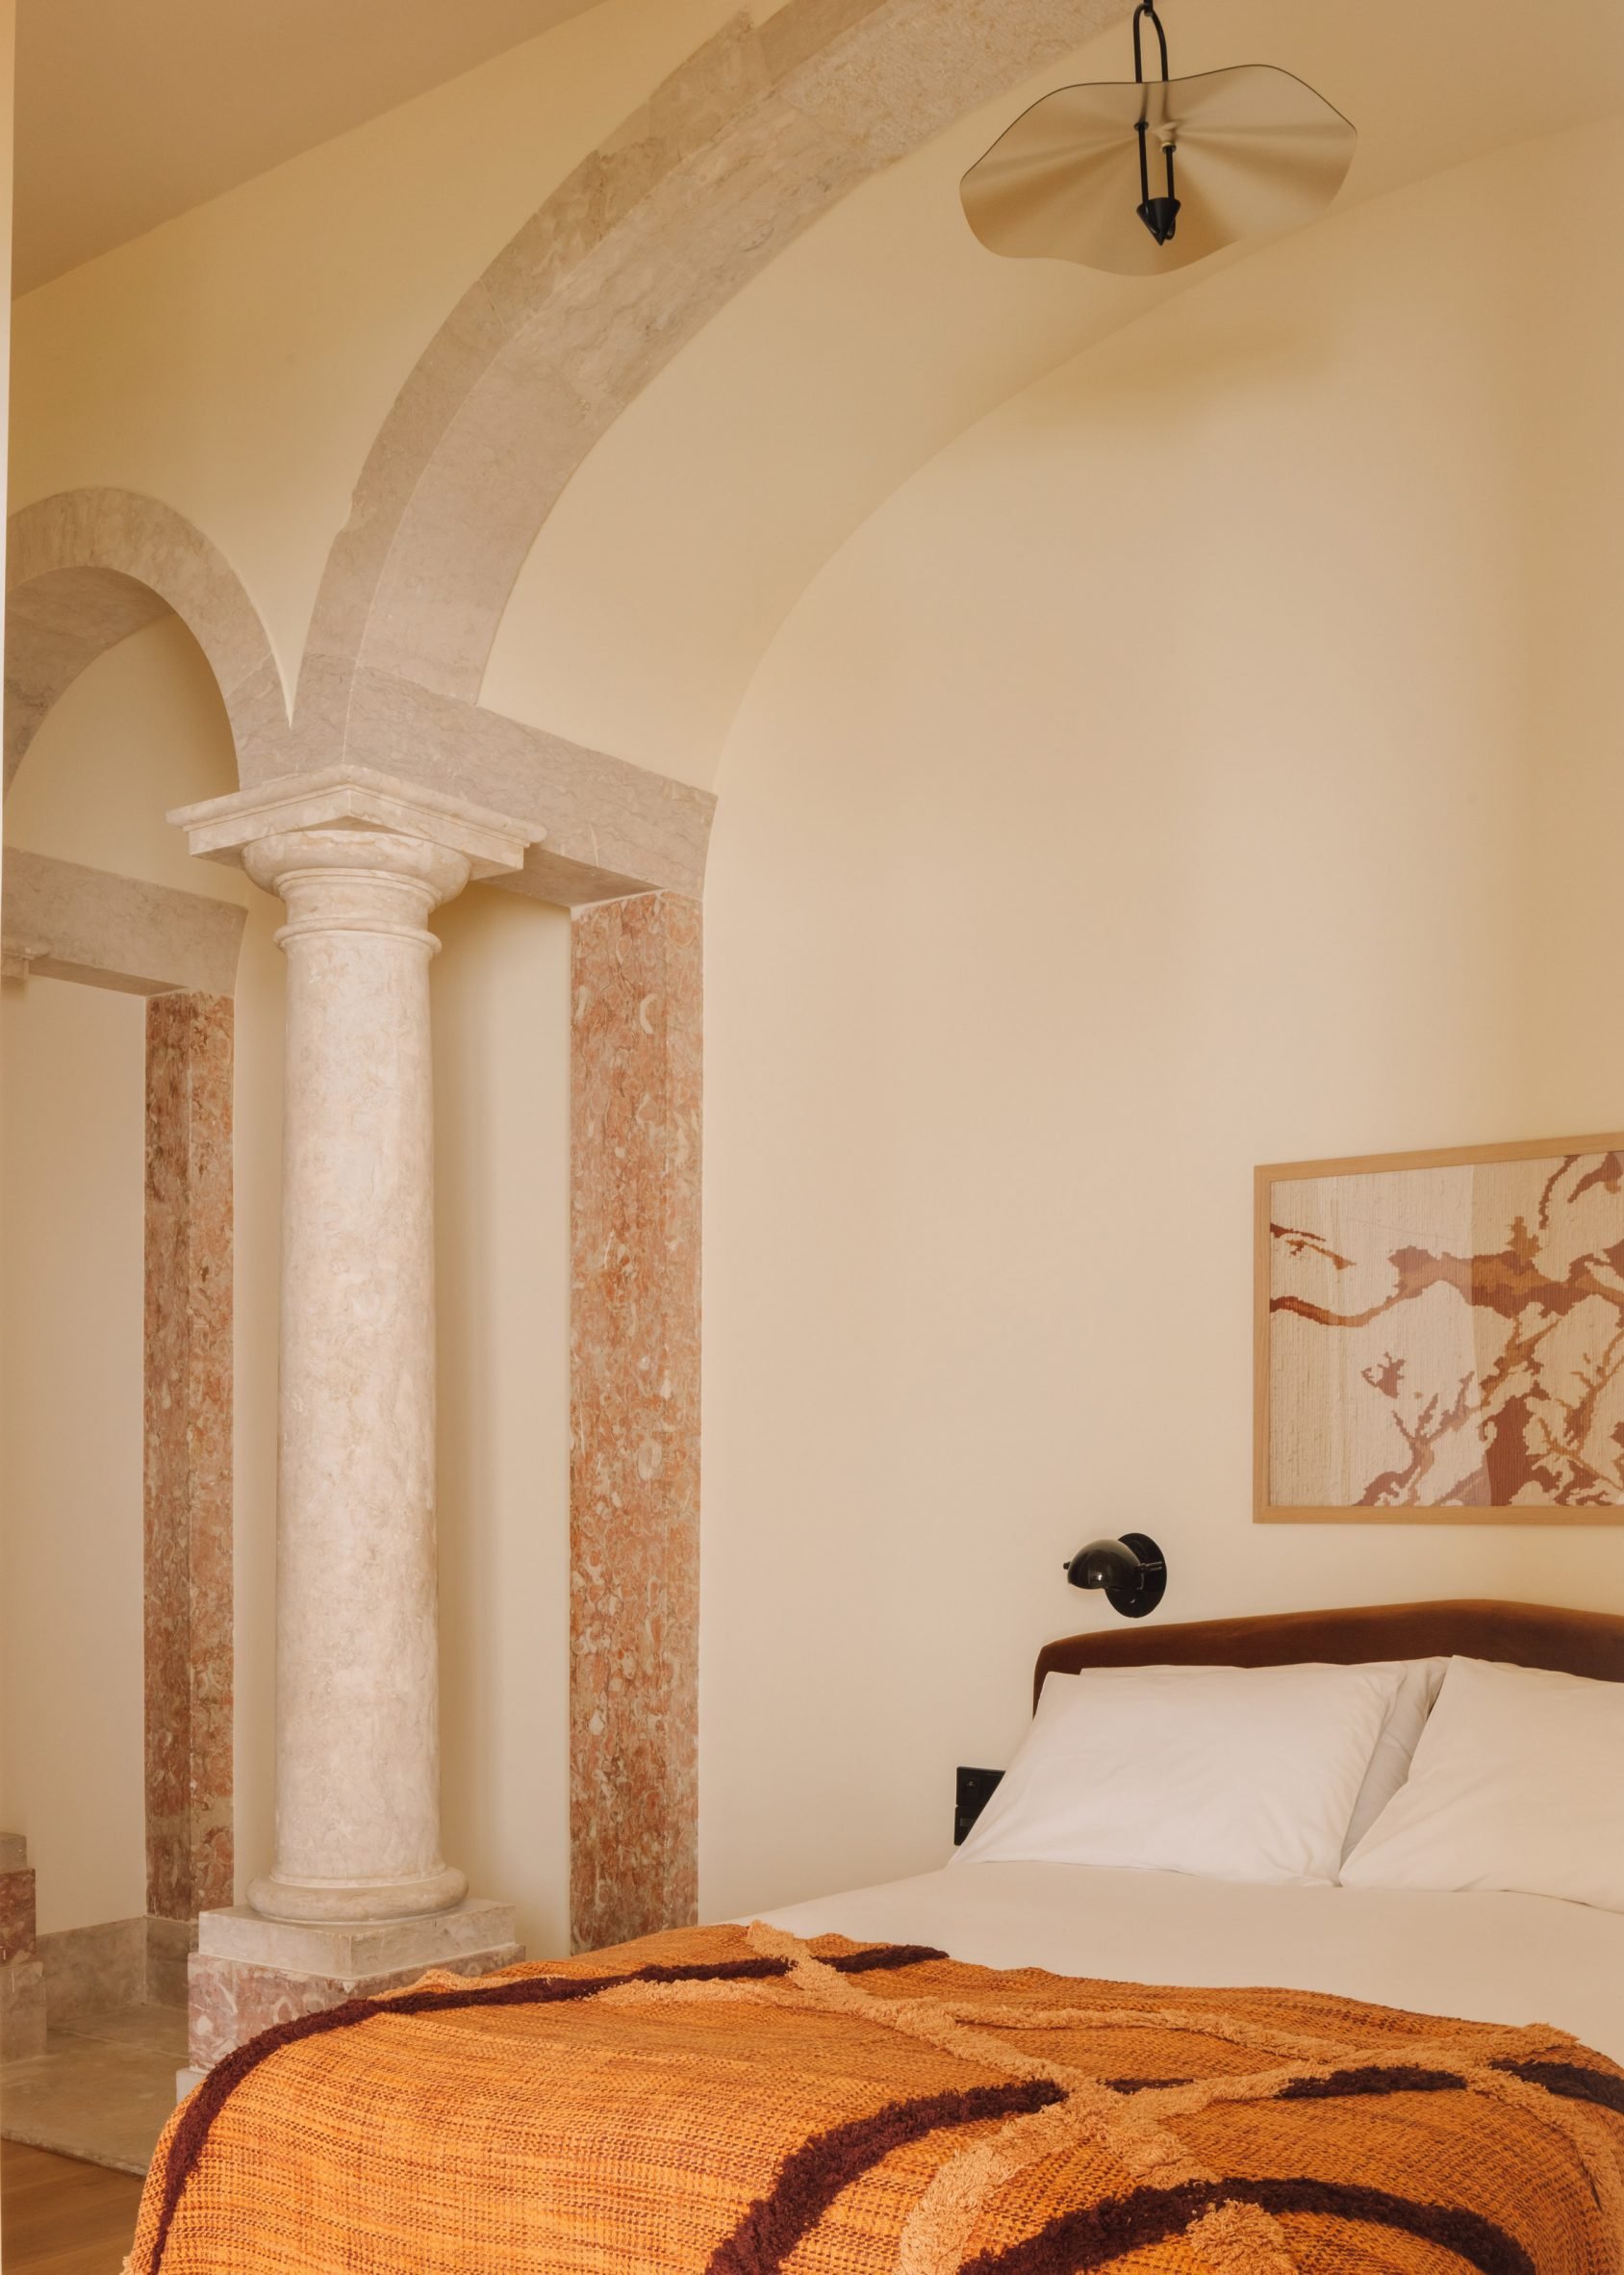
0, 2001, 186, 2176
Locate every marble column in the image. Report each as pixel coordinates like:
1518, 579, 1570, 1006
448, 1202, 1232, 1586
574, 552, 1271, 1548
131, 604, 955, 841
170, 770, 536, 2061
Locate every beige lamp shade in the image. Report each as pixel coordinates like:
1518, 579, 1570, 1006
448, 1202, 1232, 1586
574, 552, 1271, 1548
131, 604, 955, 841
960, 65, 1357, 276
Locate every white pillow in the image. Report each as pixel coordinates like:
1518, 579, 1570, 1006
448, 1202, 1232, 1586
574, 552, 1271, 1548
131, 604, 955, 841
954, 1660, 1402, 1886
1340, 1657, 1449, 1860
1342, 1655, 1624, 1911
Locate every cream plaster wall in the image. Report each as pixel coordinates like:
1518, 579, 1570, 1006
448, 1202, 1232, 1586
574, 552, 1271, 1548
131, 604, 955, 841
698, 115, 1624, 1920
6, 618, 255, 905
0, 620, 276, 1932
0, 978, 145, 1932
433, 889, 571, 1957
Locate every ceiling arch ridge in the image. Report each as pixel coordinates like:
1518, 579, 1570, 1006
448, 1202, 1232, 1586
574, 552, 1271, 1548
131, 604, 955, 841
298, 0, 1129, 749
5, 487, 290, 794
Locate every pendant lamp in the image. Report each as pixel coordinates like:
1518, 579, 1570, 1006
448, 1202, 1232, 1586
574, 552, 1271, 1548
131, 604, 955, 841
960, 2, 1356, 276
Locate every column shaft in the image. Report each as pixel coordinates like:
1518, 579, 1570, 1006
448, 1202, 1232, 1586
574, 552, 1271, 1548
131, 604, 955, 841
245, 834, 470, 1922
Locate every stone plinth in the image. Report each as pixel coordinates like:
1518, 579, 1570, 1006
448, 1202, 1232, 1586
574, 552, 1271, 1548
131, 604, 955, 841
188, 1900, 521, 2070
0, 1955, 46, 2059
0, 1864, 34, 1964
0, 1837, 45, 2058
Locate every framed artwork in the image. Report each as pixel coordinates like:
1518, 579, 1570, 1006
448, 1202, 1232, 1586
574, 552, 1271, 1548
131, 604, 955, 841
1256, 1134, 1624, 1523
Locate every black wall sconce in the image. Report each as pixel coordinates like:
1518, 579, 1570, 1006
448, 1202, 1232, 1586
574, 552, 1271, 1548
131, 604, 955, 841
1063, 1532, 1167, 1619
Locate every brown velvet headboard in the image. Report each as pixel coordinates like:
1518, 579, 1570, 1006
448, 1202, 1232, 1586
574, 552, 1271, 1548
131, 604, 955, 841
1033, 1598, 1624, 1711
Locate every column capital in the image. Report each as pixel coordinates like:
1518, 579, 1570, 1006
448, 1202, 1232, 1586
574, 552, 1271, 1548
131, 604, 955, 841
169, 764, 541, 882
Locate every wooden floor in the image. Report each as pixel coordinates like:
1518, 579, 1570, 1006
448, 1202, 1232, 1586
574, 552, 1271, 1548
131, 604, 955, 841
1, 2139, 142, 2274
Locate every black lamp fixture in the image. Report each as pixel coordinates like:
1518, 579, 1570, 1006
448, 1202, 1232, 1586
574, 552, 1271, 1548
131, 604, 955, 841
959, 4, 1356, 277
1063, 1532, 1167, 1619
1129, 1, 1180, 247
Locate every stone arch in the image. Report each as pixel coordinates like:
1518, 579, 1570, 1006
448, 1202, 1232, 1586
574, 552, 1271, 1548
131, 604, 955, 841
299, 0, 1128, 748
6, 487, 288, 794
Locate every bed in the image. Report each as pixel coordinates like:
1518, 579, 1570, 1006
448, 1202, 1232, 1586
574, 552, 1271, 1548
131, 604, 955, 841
768, 1598, 1624, 2064
128, 1598, 1624, 2274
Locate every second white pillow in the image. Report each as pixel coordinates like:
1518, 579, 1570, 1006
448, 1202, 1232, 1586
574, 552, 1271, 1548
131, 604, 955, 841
1341, 1655, 1624, 1910
955, 1659, 1403, 1886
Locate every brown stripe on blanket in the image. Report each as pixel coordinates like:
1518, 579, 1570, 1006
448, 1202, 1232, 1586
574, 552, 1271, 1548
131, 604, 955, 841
1056, 2069, 1471, 2104
1278, 2065, 1467, 2101
1494, 2057, 1624, 2119
958, 2175, 1535, 2275
705, 2079, 1066, 2275
823, 1943, 947, 1974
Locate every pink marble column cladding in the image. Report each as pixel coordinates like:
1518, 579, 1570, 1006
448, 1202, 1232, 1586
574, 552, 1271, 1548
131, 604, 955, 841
570, 891, 702, 1952
144, 991, 235, 1924
0, 1845, 35, 1963
0, 1833, 46, 2057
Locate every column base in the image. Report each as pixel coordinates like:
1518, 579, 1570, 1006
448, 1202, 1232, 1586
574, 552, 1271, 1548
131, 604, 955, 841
247, 1861, 468, 1923
188, 1898, 521, 2071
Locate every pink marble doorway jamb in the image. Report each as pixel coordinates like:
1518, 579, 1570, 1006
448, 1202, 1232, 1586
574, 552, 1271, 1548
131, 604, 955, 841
143, 991, 234, 1925
570, 892, 701, 1953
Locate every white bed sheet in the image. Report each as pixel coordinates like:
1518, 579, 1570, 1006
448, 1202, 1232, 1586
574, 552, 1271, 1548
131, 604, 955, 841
760, 1857, 1624, 2062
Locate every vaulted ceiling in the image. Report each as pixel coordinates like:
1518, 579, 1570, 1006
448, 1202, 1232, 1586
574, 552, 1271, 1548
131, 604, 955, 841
477, 0, 1624, 784
13, 0, 601, 292
16, 0, 1624, 793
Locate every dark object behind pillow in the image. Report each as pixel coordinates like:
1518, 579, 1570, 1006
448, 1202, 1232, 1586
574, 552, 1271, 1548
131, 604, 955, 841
953, 1766, 1004, 1846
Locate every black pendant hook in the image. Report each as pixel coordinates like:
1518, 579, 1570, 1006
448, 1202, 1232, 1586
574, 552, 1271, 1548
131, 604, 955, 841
1131, 3, 1180, 243
1131, 1, 1170, 85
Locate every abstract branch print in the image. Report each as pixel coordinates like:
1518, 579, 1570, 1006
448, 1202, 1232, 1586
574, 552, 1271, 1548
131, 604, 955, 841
1265, 1145, 1624, 1513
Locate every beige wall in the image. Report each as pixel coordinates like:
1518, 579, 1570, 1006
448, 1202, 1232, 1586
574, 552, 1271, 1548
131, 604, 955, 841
0, 621, 266, 1932
698, 114, 1624, 1920
0, 978, 145, 1932
432, 888, 571, 1956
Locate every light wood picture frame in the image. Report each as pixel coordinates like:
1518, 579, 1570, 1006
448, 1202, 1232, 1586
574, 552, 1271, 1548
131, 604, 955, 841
1255, 1133, 1624, 1524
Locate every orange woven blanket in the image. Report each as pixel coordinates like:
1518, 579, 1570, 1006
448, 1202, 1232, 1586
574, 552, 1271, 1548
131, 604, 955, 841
128, 1921, 1624, 2274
